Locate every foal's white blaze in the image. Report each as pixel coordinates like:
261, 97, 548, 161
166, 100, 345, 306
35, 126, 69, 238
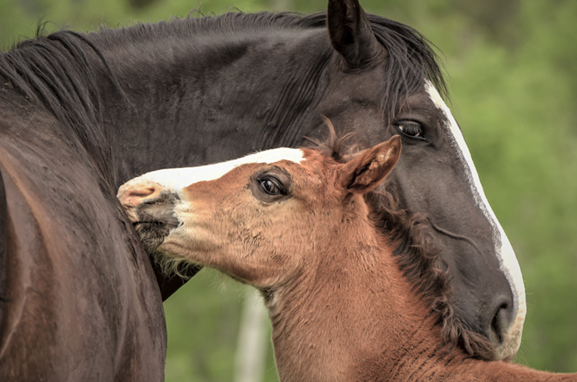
426, 82, 526, 357
121, 148, 305, 192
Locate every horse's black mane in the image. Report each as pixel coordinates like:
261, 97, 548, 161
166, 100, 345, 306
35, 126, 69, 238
0, 9, 446, 170
0, 10, 445, 181
0, 31, 114, 187
95, 11, 448, 123
311, 124, 495, 360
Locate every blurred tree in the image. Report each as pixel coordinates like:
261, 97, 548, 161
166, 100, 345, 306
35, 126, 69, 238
129, 0, 158, 10
450, 0, 521, 45
0, 0, 33, 49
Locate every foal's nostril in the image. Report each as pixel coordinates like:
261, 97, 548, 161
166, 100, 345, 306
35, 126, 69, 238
131, 187, 157, 197
118, 181, 164, 208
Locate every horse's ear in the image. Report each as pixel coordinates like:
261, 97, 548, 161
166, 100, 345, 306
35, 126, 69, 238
327, 0, 381, 67
340, 135, 401, 195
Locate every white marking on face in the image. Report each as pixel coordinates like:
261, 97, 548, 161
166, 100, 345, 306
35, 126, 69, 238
127, 148, 305, 192
426, 81, 526, 355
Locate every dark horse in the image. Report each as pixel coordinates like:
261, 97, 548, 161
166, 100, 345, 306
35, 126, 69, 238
0, 0, 523, 379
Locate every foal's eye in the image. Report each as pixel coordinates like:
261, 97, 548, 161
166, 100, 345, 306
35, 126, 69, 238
258, 177, 285, 196
395, 120, 424, 139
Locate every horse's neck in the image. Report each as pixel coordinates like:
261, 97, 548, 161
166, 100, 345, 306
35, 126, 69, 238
86, 25, 330, 183
266, 235, 444, 382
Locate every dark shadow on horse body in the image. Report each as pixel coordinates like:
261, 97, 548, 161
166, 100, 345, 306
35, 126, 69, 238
0, 1, 524, 376
0, 40, 165, 381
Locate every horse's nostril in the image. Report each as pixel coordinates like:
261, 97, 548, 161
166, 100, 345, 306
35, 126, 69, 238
491, 306, 505, 344
488, 299, 513, 347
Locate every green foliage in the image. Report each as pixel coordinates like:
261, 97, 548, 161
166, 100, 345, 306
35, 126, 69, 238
0, 0, 35, 49
163, 269, 278, 382
1, 0, 576, 379
442, 2, 577, 372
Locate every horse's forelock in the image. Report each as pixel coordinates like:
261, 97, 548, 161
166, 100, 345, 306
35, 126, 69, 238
364, 15, 448, 124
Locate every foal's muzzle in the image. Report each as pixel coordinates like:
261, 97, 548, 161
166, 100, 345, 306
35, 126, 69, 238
118, 182, 181, 254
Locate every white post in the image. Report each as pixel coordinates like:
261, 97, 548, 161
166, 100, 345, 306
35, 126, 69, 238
233, 288, 269, 382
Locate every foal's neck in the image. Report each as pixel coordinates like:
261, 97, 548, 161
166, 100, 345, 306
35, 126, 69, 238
265, 228, 443, 382
265, 223, 577, 382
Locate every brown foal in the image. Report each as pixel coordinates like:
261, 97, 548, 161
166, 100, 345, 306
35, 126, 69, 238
118, 136, 575, 382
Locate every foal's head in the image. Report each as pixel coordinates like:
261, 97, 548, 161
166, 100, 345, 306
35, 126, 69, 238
117, 136, 401, 288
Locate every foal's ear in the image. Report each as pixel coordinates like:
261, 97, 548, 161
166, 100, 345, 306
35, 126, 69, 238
340, 135, 401, 194
327, 0, 381, 67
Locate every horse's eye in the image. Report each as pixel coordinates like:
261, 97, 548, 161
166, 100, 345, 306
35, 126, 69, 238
396, 120, 424, 139
258, 177, 285, 196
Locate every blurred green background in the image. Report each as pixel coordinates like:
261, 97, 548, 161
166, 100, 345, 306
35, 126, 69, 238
2, 0, 576, 380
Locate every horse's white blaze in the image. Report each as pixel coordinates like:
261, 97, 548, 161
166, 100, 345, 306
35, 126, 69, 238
125, 148, 305, 192
425, 82, 526, 355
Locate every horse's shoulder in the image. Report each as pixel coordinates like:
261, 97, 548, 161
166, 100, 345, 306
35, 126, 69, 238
0, 134, 166, 380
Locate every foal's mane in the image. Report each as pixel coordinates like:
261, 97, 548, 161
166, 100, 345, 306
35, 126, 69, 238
310, 125, 495, 360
